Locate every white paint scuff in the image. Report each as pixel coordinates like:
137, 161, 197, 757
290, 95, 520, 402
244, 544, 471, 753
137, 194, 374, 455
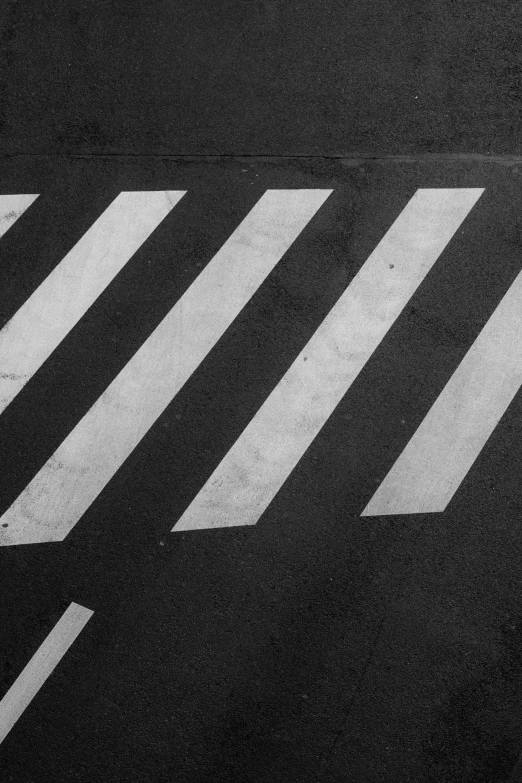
172, 188, 484, 531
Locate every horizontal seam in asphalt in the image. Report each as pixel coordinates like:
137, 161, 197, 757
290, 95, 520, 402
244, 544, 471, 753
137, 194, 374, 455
1, 153, 522, 165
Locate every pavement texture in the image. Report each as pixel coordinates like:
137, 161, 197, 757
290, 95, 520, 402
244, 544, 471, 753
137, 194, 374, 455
0, 3, 522, 783
0, 0, 521, 156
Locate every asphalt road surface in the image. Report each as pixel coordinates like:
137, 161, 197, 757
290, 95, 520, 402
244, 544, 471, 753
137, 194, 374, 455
1, 4, 522, 783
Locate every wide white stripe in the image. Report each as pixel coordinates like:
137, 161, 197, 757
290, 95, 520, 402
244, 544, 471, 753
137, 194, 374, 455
0, 603, 93, 744
0, 194, 39, 239
0, 191, 185, 414
0, 189, 331, 545
362, 268, 522, 516
173, 188, 483, 531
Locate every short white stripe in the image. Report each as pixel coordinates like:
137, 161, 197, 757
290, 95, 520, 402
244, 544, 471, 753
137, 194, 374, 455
0, 603, 93, 744
0, 194, 39, 239
0, 191, 185, 414
362, 267, 522, 516
0, 189, 331, 545
172, 188, 483, 531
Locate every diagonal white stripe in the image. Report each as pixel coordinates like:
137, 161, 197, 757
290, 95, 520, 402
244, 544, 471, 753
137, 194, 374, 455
0, 191, 185, 414
0, 189, 332, 545
362, 267, 522, 517
172, 188, 484, 531
0, 194, 39, 240
0, 603, 93, 744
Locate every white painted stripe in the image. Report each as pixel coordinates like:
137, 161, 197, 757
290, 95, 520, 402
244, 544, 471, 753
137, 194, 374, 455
0, 194, 39, 239
0, 189, 331, 545
172, 188, 483, 531
0, 191, 185, 414
362, 268, 522, 517
0, 603, 93, 744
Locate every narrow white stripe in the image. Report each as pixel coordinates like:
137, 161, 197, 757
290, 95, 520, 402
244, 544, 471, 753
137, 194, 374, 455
172, 188, 484, 531
0, 189, 331, 545
0, 191, 185, 414
0, 194, 39, 239
362, 268, 522, 517
0, 603, 93, 744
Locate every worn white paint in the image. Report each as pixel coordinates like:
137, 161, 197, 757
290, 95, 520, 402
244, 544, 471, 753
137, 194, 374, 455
363, 266, 522, 516
0, 194, 39, 240
0, 191, 185, 414
0, 189, 331, 545
0, 603, 93, 744
172, 188, 483, 531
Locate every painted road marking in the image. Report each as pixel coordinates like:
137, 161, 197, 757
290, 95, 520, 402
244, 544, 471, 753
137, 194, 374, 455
0, 603, 93, 745
0, 194, 39, 240
0, 191, 185, 414
0, 189, 331, 545
362, 267, 522, 517
172, 189, 483, 531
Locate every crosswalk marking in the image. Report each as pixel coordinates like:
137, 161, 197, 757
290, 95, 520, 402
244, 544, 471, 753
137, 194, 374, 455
362, 266, 522, 517
0, 189, 331, 546
0, 191, 185, 415
172, 189, 483, 531
0, 603, 93, 745
0, 194, 39, 240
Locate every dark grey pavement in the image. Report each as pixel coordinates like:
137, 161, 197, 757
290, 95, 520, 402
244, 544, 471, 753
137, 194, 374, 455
1, 4, 522, 783
1, 0, 522, 156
